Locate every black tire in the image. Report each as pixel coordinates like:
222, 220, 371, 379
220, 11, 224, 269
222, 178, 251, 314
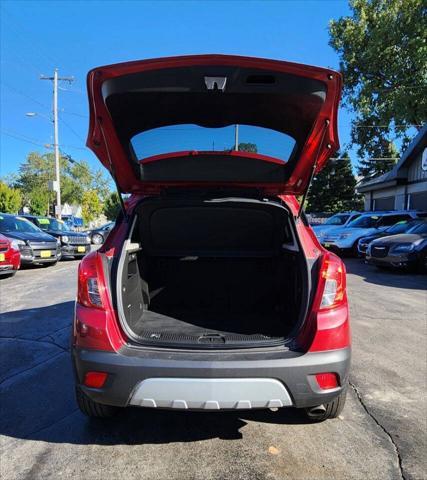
75, 387, 118, 418
351, 242, 360, 258
92, 233, 104, 245
303, 388, 347, 423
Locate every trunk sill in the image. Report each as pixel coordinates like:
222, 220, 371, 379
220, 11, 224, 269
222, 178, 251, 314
126, 331, 292, 350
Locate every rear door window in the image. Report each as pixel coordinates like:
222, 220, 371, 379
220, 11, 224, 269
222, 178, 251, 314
378, 214, 411, 227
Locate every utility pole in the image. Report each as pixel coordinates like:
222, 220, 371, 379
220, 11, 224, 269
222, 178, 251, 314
234, 124, 239, 151
40, 69, 74, 219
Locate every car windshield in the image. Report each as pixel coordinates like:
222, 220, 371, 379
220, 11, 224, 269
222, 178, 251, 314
348, 215, 380, 228
324, 214, 350, 226
0, 215, 42, 233
384, 220, 416, 235
407, 222, 427, 234
37, 217, 69, 232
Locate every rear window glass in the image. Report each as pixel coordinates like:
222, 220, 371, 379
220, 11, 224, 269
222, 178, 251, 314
37, 218, 69, 231
378, 214, 411, 227
348, 215, 381, 228
131, 124, 296, 162
385, 220, 413, 234
325, 214, 350, 226
407, 221, 427, 234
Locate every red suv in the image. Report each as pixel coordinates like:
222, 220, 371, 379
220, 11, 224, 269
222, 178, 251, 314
72, 55, 350, 422
0, 233, 21, 277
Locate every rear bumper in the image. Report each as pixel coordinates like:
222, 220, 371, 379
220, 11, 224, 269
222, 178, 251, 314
321, 242, 354, 256
72, 346, 351, 410
61, 244, 90, 257
0, 252, 20, 274
20, 255, 58, 264
321, 233, 358, 251
0, 264, 17, 275
366, 252, 417, 268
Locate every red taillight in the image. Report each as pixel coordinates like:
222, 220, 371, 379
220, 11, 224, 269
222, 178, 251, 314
319, 255, 346, 310
77, 254, 103, 309
315, 372, 339, 390
298, 252, 350, 352
73, 252, 125, 352
84, 371, 108, 388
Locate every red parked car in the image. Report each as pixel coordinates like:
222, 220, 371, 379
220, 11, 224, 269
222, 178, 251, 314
0, 233, 21, 277
72, 55, 350, 422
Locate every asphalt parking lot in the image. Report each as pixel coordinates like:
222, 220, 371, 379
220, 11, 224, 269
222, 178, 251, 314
0, 259, 426, 480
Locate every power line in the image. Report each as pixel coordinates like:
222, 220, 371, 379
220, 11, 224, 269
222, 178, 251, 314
1, 6, 62, 69
1, 128, 87, 152
61, 110, 88, 119
330, 157, 399, 161
1, 129, 50, 148
58, 114, 85, 142
354, 124, 423, 129
0, 81, 50, 111
60, 143, 88, 151
0, 56, 43, 77
59, 86, 85, 95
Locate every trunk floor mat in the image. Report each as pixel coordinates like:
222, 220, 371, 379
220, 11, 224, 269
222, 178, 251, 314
134, 308, 287, 341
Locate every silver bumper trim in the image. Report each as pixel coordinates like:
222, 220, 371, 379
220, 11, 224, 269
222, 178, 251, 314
129, 377, 293, 410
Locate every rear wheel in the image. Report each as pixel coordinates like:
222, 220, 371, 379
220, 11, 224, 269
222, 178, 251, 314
75, 387, 119, 418
351, 242, 360, 257
302, 388, 347, 422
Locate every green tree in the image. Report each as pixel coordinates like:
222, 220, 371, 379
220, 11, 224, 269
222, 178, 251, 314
81, 190, 103, 224
0, 182, 22, 213
306, 153, 363, 213
356, 140, 399, 179
103, 192, 121, 220
224, 142, 258, 153
28, 189, 49, 215
92, 169, 111, 202
237, 142, 258, 153
12, 151, 112, 211
14, 152, 55, 208
329, 0, 427, 178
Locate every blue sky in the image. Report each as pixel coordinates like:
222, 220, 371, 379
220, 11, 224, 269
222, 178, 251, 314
1, 0, 353, 181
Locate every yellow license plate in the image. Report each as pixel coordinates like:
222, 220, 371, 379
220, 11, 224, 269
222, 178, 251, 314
77, 246, 86, 253
40, 250, 51, 258
0, 253, 5, 262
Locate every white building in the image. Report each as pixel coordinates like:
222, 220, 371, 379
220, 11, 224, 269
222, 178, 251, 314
357, 124, 427, 211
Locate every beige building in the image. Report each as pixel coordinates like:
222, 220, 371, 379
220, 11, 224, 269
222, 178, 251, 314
357, 124, 427, 211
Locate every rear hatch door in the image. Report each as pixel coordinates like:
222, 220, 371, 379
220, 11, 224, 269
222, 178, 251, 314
87, 54, 341, 195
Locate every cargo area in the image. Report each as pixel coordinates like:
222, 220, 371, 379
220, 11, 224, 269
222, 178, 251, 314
116, 196, 308, 348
